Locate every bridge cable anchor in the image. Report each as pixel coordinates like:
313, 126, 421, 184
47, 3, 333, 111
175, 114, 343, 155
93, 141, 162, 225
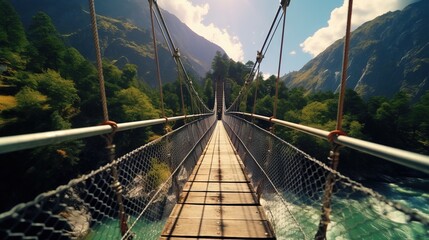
256, 51, 264, 63
280, 0, 291, 8
173, 48, 181, 59
100, 120, 118, 145
327, 129, 346, 144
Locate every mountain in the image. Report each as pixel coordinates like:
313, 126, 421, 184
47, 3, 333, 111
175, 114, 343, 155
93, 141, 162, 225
10, 0, 225, 86
282, 0, 429, 100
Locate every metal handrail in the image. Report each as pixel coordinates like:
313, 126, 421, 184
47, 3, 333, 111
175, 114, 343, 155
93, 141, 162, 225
228, 112, 429, 174
0, 113, 213, 154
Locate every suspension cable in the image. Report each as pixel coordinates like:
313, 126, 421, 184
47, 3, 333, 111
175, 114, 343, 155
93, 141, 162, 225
149, 0, 166, 118
153, 1, 178, 54
153, 0, 211, 114
273, 8, 288, 120
152, 6, 187, 116
260, 6, 283, 57
263, 12, 284, 58
88, 0, 130, 237
88, 0, 108, 121
226, 5, 284, 112
176, 54, 187, 117
154, 10, 173, 54
315, 1, 353, 239
252, 62, 261, 118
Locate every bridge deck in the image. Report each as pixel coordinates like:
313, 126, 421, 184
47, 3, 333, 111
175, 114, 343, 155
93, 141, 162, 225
161, 121, 275, 239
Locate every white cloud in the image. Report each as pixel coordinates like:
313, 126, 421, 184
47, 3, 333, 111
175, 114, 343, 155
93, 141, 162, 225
158, 0, 244, 62
300, 0, 407, 57
289, 50, 297, 55
262, 72, 273, 80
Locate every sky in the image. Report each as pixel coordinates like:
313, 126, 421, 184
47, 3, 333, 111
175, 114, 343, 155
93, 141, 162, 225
157, 0, 417, 78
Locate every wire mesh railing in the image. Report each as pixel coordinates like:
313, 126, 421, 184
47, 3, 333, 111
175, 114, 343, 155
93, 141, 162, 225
223, 113, 429, 239
0, 113, 216, 239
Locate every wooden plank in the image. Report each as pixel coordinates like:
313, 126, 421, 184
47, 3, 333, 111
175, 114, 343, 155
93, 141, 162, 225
161, 121, 275, 239
197, 163, 242, 169
161, 218, 274, 239
199, 159, 241, 165
178, 192, 257, 205
182, 182, 252, 192
198, 157, 241, 163
168, 204, 267, 221
191, 167, 244, 176
189, 172, 248, 182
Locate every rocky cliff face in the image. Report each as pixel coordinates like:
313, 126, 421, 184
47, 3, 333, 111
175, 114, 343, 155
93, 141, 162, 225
283, 1, 429, 101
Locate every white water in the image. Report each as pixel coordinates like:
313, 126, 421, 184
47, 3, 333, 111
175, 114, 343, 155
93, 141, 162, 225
86, 178, 428, 239
260, 178, 428, 239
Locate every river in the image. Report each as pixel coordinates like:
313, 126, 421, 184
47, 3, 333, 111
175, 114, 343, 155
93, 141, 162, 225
85, 177, 428, 239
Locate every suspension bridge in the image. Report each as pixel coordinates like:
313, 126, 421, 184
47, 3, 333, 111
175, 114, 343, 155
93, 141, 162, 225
1, 0, 429, 239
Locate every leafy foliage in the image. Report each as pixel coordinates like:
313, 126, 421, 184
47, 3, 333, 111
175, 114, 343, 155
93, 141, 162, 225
215, 53, 429, 180
282, 1, 429, 101
0, 0, 28, 69
115, 87, 159, 121
146, 158, 171, 192
0, 7, 174, 211
27, 12, 66, 72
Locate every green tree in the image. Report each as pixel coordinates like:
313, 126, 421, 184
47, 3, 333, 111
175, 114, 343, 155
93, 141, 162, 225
0, 0, 28, 67
15, 87, 48, 112
115, 87, 159, 121
120, 63, 138, 88
301, 101, 330, 126
103, 60, 123, 97
27, 12, 66, 72
36, 70, 79, 112
211, 51, 229, 81
255, 95, 273, 116
203, 78, 214, 108
409, 91, 429, 153
228, 60, 246, 86
286, 88, 307, 110
10, 70, 79, 132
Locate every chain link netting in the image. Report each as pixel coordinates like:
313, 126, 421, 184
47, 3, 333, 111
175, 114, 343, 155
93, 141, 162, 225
0, 114, 216, 240
223, 113, 429, 240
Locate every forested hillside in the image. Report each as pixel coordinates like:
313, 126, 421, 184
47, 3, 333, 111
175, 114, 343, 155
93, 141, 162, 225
208, 52, 429, 179
1, 0, 428, 213
9, 0, 225, 86
0, 0, 202, 211
282, 0, 429, 101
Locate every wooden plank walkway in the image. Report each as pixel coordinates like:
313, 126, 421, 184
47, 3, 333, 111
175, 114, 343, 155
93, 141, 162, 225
161, 121, 275, 239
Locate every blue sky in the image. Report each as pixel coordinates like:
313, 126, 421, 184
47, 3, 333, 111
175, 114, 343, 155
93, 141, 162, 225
158, 0, 417, 77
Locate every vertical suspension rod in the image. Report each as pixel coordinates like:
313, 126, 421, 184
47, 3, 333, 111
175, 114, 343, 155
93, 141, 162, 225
336, 0, 353, 131
315, 1, 353, 239
88, 0, 129, 237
